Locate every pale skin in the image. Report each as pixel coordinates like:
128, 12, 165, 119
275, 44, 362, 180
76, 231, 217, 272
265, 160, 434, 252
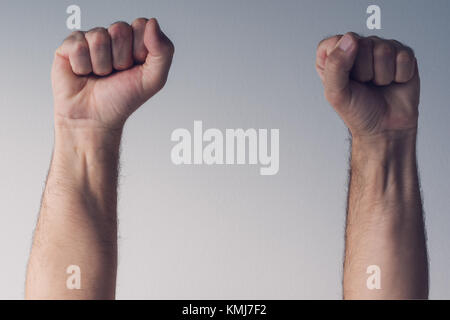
25, 18, 174, 299
316, 33, 428, 299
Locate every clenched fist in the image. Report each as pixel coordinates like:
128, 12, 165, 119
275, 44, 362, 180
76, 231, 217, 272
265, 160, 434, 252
52, 18, 174, 130
316, 33, 419, 138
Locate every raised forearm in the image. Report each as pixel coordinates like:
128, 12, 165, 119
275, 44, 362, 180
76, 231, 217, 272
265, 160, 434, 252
343, 130, 428, 299
25, 126, 121, 299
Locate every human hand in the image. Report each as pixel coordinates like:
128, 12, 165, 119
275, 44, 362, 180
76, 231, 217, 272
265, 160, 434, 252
316, 33, 419, 139
52, 18, 174, 131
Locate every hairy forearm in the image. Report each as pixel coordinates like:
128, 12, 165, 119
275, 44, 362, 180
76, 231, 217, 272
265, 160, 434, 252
26, 125, 122, 300
343, 130, 428, 299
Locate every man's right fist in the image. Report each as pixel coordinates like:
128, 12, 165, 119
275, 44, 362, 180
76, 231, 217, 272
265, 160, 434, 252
316, 33, 419, 138
52, 18, 175, 130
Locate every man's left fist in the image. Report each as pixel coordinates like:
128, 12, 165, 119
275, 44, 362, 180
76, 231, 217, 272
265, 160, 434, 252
316, 33, 419, 138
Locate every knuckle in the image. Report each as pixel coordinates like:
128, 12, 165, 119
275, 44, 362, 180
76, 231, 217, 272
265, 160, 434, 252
397, 50, 414, 65
109, 21, 131, 40
68, 30, 84, 40
132, 17, 148, 29
346, 32, 360, 40
375, 42, 394, 59
87, 28, 109, 47
72, 41, 89, 57
61, 31, 82, 48
359, 37, 373, 50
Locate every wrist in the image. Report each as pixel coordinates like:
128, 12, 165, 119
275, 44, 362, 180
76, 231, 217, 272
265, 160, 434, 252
54, 125, 123, 153
51, 125, 122, 186
54, 109, 126, 136
349, 128, 421, 218
350, 128, 419, 203
351, 128, 417, 162
42, 118, 122, 222
53, 107, 124, 158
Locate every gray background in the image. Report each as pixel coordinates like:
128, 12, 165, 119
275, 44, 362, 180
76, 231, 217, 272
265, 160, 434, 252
0, 0, 449, 299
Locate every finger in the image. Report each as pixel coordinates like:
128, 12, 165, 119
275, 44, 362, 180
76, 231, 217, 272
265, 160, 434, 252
391, 41, 416, 83
85, 27, 113, 76
140, 18, 175, 97
131, 18, 149, 63
108, 21, 133, 71
55, 31, 92, 76
316, 35, 342, 82
351, 37, 374, 83
372, 38, 396, 86
323, 33, 358, 108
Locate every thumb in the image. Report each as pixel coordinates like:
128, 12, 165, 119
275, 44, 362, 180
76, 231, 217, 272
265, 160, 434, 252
52, 33, 90, 96
52, 53, 77, 94
140, 18, 175, 98
324, 33, 358, 109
